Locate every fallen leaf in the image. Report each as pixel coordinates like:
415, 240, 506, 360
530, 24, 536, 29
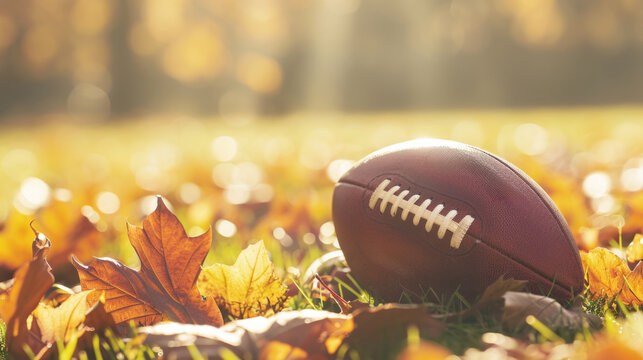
32, 290, 94, 344
198, 240, 288, 320
73, 196, 222, 327
620, 263, 643, 306
627, 234, 643, 263
581, 247, 630, 299
0, 230, 55, 359
395, 341, 453, 360
0, 200, 100, 277
501, 291, 600, 331
140, 309, 352, 360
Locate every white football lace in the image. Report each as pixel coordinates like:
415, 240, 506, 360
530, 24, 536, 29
368, 179, 475, 249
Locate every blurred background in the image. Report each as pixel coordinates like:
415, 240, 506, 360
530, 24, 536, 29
1, 0, 643, 118
2, 0, 643, 285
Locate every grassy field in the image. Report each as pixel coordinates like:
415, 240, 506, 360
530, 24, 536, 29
2, 107, 643, 358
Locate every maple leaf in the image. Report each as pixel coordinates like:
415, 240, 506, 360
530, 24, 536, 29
0, 228, 54, 359
198, 240, 289, 320
580, 247, 631, 300
73, 196, 222, 327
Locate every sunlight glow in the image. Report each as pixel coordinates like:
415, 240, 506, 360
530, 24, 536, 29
14, 177, 51, 213
583, 172, 611, 198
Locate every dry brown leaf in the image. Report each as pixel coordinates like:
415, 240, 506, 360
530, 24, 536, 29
501, 291, 600, 331
73, 196, 222, 327
395, 341, 454, 360
580, 247, 631, 299
458, 276, 527, 320
198, 240, 288, 320
0, 230, 54, 359
627, 234, 643, 263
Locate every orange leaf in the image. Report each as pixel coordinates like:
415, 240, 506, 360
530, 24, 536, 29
0, 230, 55, 359
627, 234, 643, 263
580, 248, 630, 299
72, 196, 222, 327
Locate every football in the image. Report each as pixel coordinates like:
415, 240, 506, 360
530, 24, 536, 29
332, 139, 584, 302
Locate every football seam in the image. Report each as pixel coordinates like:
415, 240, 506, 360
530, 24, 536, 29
466, 145, 584, 279
336, 179, 576, 291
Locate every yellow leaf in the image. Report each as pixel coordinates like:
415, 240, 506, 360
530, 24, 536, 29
580, 248, 630, 299
198, 240, 288, 320
627, 234, 643, 263
620, 263, 643, 306
32, 290, 94, 343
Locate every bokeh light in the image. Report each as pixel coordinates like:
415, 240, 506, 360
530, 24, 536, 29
14, 177, 51, 214
216, 219, 237, 238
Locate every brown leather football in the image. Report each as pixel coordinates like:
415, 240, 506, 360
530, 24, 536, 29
332, 139, 584, 302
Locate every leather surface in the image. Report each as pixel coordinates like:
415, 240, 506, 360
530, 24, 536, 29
333, 139, 584, 302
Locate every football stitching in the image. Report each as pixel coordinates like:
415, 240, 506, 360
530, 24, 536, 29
368, 178, 475, 249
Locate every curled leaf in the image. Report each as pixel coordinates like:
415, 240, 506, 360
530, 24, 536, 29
73, 196, 222, 327
0, 229, 55, 359
501, 291, 600, 331
620, 263, 643, 306
198, 240, 288, 320
627, 234, 643, 263
32, 290, 94, 344
580, 248, 630, 299
0, 201, 100, 275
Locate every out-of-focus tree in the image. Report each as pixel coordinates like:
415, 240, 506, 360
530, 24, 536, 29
1, 0, 643, 118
